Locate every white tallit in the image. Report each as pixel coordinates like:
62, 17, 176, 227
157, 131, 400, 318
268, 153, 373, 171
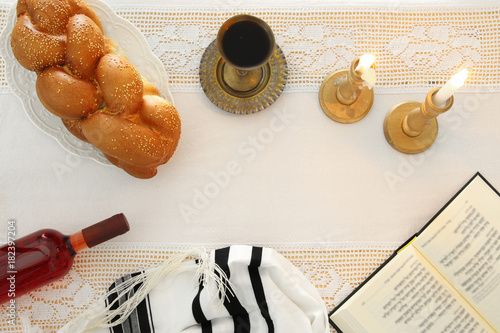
59, 245, 329, 333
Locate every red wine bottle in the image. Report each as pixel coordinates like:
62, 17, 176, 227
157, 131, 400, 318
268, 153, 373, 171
0, 213, 129, 304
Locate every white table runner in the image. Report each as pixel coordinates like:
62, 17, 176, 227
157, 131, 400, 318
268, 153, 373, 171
0, 2, 499, 94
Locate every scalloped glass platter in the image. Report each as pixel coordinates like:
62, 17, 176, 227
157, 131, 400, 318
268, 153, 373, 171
0, 0, 174, 165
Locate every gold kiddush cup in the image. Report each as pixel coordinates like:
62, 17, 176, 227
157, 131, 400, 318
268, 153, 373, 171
200, 15, 288, 114
217, 15, 274, 93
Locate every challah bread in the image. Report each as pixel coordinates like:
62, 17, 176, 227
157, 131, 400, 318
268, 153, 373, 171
10, 13, 66, 71
36, 66, 103, 119
10, 0, 181, 178
62, 118, 88, 142
139, 94, 181, 164
66, 14, 105, 80
95, 95, 181, 179
16, 0, 103, 32
95, 54, 144, 116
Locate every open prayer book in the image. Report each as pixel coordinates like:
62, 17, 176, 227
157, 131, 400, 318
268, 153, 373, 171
329, 173, 500, 333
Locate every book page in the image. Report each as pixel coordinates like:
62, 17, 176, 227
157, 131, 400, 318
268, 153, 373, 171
330, 246, 494, 333
414, 176, 500, 330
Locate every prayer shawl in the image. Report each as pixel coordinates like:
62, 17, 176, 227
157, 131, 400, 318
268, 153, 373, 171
59, 245, 329, 333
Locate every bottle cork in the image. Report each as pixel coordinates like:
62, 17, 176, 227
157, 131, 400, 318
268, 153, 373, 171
82, 213, 130, 248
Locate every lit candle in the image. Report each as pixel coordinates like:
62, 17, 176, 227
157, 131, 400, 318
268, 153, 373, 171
432, 69, 469, 106
356, 54, 375, 74
355, 54, 376, 89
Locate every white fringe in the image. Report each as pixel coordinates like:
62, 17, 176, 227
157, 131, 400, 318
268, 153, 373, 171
59, 247, 231, 332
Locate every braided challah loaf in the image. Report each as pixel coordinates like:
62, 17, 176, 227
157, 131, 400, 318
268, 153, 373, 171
10, 0, 181, 179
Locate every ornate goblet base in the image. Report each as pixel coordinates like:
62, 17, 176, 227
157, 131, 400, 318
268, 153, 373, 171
383, 101, 438, 154
318, 69, 374, 124
200, 39, 288, 115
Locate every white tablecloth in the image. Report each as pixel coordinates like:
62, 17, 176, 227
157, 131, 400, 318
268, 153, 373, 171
2, 89, 500, 244
1, 0, 500, 331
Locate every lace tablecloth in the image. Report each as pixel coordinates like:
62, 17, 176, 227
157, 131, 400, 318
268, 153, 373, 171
0, 2, 499, 94
0, 242, 399, 332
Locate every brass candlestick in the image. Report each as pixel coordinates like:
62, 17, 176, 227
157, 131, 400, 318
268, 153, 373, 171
318, 58, 375, 123
383, 87, 454, 154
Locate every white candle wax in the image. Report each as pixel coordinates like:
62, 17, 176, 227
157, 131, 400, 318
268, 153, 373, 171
355, 54, 376, 89
432, 69, 469, 106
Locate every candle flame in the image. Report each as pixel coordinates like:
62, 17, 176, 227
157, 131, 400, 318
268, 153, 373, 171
356, 54, 376, 71
450, 69, 468, 88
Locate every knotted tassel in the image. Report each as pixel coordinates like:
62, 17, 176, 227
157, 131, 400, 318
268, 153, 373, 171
59, 247, 231, 332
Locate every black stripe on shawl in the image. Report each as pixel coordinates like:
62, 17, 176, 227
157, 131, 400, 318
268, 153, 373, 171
192, 267, 213, 333
123, 273, 137, 333
131, 271, 153, 333
106, 271, 155, 333
215, 247, 251, 333
249, 247, 274, 332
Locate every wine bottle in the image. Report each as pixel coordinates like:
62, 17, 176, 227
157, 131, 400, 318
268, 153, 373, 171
0, 213, 130, 304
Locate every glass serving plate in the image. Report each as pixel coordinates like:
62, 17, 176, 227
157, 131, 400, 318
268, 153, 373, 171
0, 0, 174, 165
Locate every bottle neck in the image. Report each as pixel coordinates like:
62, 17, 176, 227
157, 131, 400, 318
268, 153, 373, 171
68, 231, 89, 254
65, 214, 130, 254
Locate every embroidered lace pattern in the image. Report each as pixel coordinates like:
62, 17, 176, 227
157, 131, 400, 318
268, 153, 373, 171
0, 242, 399, 332
0, 4, 499, 94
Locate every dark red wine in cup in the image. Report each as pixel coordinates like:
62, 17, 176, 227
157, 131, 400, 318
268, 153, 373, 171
221, 20, 273, 69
